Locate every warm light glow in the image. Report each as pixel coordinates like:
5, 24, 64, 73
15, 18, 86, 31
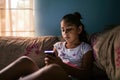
0, 0, 34, 37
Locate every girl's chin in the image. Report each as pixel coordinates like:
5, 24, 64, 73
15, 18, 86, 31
65, 39, 71, 42
64, 38, 69, 41
64, 37, 70, 40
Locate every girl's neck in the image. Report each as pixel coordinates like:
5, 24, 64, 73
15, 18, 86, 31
65, 41, 81, 49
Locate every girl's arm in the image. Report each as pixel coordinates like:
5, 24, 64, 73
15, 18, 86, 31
45, 48, 93, 79
61, 50, 93, 79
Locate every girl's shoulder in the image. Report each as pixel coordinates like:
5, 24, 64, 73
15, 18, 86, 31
81, 42, 91, 47
54, 41, 65, 45
80, 42, 92, 53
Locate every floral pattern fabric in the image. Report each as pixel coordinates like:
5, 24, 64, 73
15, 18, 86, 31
54, 41, 92, 68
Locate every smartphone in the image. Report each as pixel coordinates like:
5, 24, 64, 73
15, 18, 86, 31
44, 50, 55, 56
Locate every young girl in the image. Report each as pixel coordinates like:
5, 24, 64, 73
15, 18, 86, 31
0, 12, 93, 80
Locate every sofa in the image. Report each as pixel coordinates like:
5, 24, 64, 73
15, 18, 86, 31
90, 25, 120, 80
0, 25, 120, 80
0, 36, 60, 69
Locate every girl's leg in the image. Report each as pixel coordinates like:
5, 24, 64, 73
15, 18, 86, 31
0, 56, 39, 80
21, 64, 70, 80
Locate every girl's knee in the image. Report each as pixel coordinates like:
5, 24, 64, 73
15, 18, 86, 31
17, 56, 39, 71
18, 56, 32, 62
47, 64, 62, 69
16, 56, 35, 65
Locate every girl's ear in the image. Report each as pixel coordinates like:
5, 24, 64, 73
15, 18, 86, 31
78, 25, 82, 34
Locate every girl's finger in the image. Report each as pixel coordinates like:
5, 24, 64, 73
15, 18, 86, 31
45, 54, 55, 60
44, 57, 54, 65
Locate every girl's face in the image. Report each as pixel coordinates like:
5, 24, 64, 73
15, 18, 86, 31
60, 20, 82, 43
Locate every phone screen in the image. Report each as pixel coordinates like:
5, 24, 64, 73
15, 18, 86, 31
44, 50, 55, 56
44, 50, 54, 54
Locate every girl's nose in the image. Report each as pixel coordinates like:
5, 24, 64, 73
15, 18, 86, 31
64, 30, 69, 34
63, 31, 68, 35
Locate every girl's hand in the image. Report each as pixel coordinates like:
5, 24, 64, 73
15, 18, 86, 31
44, 54, 63, 66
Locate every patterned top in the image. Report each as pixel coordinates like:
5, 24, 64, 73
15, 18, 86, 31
54, 41, 92, 68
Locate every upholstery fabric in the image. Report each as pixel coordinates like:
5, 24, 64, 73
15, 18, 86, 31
0, 36, 59, 70
93, 26, 120, 80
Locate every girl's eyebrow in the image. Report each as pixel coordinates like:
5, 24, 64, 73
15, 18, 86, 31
61, 27, 64, 29
61, 24, 74, 29
66, 26, 73, 29
61, 26, 72, 29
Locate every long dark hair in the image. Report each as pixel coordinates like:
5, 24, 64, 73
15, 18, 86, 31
61, 12, 88, 43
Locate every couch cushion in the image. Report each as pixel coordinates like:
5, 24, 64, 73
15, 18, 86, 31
92, 25, 120, 80
0, 36, 59, 70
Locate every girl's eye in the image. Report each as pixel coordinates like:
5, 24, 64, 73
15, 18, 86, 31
67, 28, 72, 32
61, 29, 64, 31
61, 29, 64, 32
61, 27, 73, 33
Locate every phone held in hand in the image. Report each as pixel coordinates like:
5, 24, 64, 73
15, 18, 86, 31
44, 50, 55, 57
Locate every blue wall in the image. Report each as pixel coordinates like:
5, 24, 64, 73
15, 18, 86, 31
34, 0, 120, 36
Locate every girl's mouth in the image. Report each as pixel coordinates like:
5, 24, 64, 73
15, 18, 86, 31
64, 37, 70, 40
